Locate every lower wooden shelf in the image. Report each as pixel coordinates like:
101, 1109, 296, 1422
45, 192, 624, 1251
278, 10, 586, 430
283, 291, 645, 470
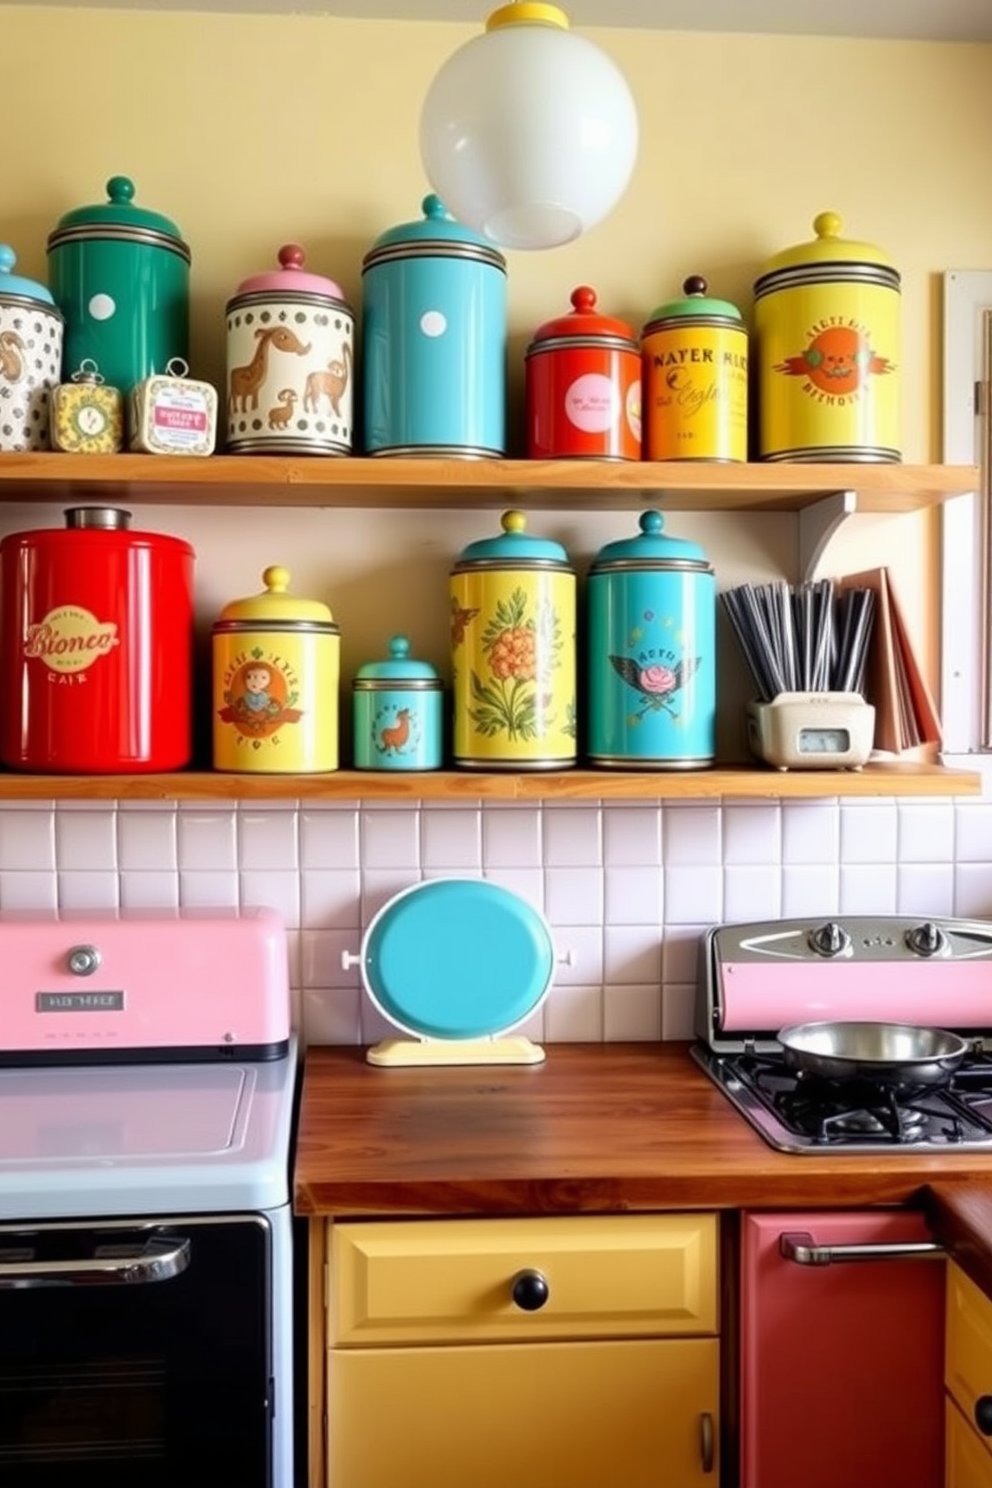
0, 763, 979, 801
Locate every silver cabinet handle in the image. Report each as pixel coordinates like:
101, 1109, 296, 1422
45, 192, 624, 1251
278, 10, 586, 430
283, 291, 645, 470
700, 1411, 715, 1474
0, 1230, 190, 1288
780, 1231, 943, 1266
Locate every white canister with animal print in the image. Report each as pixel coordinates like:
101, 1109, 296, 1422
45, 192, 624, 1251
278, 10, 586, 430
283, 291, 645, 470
224, 243, 355, 455
0, 244, 63, 452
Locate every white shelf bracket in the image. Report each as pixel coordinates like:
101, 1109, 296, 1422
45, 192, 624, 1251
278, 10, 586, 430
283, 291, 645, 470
798, 489, 858, 582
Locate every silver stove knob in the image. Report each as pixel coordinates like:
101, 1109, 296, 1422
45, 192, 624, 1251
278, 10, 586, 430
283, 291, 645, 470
906, 921, 947, 957
66, 944, 101, 976
808, 921, 851, 958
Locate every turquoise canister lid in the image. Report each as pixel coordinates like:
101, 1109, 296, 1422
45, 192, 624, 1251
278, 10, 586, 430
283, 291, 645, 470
643, 275, 743, 329
590, 510, 713, 570
48, 176, 190, 257
353, 635, 442, 685
453, 510, 573, 569
363, 194, 506, 268
0, 245, 56, 305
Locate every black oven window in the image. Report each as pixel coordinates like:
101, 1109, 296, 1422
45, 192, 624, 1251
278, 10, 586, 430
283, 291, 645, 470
0, 1215, 272, 1488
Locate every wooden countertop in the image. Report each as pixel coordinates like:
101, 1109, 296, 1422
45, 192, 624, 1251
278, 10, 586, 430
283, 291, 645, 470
293, 1042, 992, 1218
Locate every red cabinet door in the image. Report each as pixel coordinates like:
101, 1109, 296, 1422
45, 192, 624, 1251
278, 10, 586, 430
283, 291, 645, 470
740, 1210, 944, 1488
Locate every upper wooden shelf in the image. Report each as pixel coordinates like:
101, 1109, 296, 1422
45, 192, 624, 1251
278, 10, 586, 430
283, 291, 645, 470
0, 453, 979, 513
0, 764, 979, 801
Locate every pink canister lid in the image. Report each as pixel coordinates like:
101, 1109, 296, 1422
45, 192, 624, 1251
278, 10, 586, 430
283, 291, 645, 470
229, 244, 348, 303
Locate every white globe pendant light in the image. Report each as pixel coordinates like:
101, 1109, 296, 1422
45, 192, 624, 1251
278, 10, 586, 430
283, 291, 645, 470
419, 2, 638, 251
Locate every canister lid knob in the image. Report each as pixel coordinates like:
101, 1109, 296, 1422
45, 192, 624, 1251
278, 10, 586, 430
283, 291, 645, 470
216, 565, 336, 624
643, 276, 743, 328
589, 508, 713, 569
230, 244, 348, 302
354, 634, 441, 683
528, 283, 637, 345
756, 210, 896, 275
453, 509, 573, 568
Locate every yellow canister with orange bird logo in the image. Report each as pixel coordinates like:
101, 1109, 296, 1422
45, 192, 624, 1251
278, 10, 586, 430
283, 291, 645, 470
754, 211, 901, 462
450, 511, 577, 770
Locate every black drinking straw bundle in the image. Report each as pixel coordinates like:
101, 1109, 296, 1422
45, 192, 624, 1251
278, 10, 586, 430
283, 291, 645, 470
721, 579, 876, 704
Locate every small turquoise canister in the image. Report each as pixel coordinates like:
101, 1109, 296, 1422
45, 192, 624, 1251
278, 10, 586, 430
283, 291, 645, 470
361, 194, 507, 458
586, 510, 716, 770
46, 175, 190, 399
352, 636, 443, 770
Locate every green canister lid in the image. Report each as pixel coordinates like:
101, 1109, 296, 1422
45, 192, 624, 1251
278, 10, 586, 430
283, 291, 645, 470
353, 635, 442, 688
48, 176, 191, 262
363, 194, 506, 271
590, 510, 712, 571
453, 510, 573, 569
643, 275, 743, 331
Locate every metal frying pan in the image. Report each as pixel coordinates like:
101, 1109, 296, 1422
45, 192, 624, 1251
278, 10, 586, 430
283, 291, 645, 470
777, 1020, 972, 1088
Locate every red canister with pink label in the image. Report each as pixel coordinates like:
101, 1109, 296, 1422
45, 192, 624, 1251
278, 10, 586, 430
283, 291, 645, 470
524, 285, 641, 460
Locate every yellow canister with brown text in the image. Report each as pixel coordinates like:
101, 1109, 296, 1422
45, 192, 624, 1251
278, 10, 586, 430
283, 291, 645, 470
641, 276, 748, 462
212, 565, 340, 773
450, 511, 576, 770
754, 211, 901, 462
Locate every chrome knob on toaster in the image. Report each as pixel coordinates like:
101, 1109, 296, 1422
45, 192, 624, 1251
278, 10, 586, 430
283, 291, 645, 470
906, 920, 947, 957
66, 944, 101, 977
808, 921, 851, 958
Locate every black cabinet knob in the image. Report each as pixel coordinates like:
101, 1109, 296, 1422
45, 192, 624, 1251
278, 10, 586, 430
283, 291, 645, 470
975, 1395, 992, 1436
511, 1268, 549, 1311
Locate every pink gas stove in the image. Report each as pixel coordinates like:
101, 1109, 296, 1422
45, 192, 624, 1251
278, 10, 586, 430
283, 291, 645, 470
693, 914, 992, 1153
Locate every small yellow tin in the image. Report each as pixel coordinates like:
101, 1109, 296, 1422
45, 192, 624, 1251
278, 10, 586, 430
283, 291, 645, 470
50, 360, 123, 454
753, 211, 901, 463
450, 510, 576, 770
212, 565, 340, 773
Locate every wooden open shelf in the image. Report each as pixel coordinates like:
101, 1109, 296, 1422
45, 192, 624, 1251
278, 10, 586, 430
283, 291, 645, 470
0, 763, 979, 801
0, 453, 980, 802
0, 452, 979, 513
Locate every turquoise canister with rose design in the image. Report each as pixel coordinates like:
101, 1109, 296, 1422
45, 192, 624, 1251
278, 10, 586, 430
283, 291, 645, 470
450, 510, 576, 770
586, 510, 715, 769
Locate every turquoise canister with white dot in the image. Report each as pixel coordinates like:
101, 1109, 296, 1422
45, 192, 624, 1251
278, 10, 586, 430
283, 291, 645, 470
352, 636, 444, 770
46, 176, 190, 398
586, 511, 716, 769
361, 194, 507, 457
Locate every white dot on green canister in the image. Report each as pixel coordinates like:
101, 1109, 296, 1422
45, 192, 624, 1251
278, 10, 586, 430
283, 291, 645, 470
88, 294, 116, 321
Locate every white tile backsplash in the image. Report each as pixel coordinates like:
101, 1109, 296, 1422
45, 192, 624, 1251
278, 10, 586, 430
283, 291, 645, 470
0, 791, 986, 1048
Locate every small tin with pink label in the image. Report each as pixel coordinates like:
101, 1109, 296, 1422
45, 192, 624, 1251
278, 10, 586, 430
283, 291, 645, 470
525, 285, 641, 461
129, 357, 218, 456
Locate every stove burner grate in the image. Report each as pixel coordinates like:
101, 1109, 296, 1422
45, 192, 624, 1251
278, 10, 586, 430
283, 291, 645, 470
719, 1049, 992, 1148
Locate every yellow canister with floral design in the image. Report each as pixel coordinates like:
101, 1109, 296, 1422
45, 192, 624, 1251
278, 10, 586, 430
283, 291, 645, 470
212, 565, 340, 773
450, 511, 576, 770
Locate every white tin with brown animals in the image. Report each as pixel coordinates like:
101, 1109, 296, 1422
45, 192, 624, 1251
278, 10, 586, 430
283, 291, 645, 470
130, 357, 217, 456
352, 635, 444, 771
0, 245, 63, 452
225, 244, 354, 455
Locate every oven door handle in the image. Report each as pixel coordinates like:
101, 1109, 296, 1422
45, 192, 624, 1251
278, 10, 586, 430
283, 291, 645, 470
780, 1231, 944, 1266
0, 1230, 191, 1288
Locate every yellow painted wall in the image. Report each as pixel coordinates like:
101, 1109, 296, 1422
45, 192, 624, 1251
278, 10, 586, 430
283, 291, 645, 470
2, 8, 990, 756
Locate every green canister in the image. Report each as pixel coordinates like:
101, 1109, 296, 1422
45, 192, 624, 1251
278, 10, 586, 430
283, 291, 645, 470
47, 176, 190, 400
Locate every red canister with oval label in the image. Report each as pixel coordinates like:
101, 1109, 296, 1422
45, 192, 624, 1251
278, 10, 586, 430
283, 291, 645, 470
0, 506, 194, 772
525, 285, 641, 460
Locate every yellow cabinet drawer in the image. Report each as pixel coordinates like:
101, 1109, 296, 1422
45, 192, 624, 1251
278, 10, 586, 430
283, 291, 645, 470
948, 1262, 992, 1449
328, 1212, 718, 1346
947, 1398, 992, 1488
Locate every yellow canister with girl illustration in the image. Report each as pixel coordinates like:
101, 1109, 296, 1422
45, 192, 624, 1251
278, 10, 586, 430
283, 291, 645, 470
753, 211, 901, 462
212, 565, 340, 773
450, 511, 576, 770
